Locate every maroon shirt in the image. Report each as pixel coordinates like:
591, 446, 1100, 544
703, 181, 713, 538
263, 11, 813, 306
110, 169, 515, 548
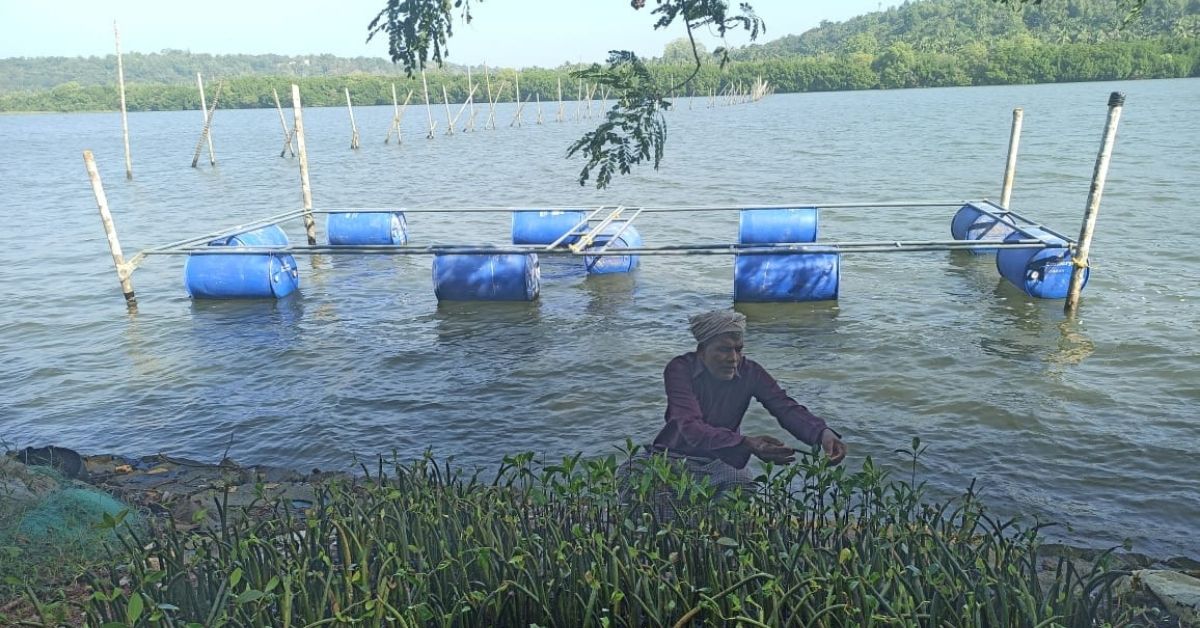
652, 352, 831, 469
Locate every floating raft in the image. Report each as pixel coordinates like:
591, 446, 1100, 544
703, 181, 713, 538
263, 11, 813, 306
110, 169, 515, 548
139, 201, 1084, 302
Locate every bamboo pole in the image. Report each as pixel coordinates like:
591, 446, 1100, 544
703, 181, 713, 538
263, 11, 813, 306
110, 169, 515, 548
83, 150, 136, 309
465, 66, 476, 132
999, 108, 1023, 209
585, 83, 598, 118
487, 83, 508, 132
190, 82, 221, 168
345, 88, 360, 149
273, 88, 295, 157
385, 87, 413, 144
510, 92, 527, 128
113, 22, 132, 180
483, 63, 495, 130
442, 85, 454, 135
556, 77, 564, 122
450, 85, 479, 130
196, 73, 216, 165
291, 84, 317, 245
1065, 92, 1125, 316
421, 69, 436, 139
576, 78, 583, 121
535, 93, 543, 125
385, 83, 399, 143
512, 70, 523, 127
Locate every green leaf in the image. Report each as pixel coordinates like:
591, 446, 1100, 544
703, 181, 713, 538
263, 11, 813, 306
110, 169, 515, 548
236, 589, 265, 604
230, 567, 243, 588
127, 591, 144, 624
716, 536, 739, 547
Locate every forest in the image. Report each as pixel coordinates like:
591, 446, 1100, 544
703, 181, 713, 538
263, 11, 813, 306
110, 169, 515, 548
0, 0, 1196, 112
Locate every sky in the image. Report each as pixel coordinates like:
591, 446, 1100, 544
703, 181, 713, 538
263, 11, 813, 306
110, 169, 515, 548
0, 0, 901, 68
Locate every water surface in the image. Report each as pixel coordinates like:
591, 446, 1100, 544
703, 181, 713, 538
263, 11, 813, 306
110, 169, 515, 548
1, 79, 1197, 557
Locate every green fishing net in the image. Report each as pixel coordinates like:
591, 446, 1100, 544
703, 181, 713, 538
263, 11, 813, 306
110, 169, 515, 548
1, 458, 139, 590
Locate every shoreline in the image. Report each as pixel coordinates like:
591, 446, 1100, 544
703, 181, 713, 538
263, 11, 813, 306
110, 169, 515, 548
10, 445, 1200, 567
4, 446, 1199, 625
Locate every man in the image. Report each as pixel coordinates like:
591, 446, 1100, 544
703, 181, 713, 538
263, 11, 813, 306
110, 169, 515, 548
650, 309, 847, 490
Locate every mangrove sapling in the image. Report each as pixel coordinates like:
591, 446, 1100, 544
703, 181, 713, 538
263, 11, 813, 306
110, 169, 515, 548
69, 447, 1138, 626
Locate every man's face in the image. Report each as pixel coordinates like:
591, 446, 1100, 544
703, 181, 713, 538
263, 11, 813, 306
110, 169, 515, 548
699, 333, 744, 380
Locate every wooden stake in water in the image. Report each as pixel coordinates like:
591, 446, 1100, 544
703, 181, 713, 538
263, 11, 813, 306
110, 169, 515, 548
585, 83, 598, 118
1065, 92, 1125, 317
511, 70, 523, 127
345, 88, 360, 149
556, 76, 565, 123
421, 69, 436, 139
999, 108, 1024, 209
385, 86, 413, 144
190, 81, 221, 168
576, 77, 583, 121
113, 22, 133, 180
483, 63, 495, 130
83, 150, 136, 309
196, 73, 216, 165
291, 84, 317, 245
442, 85, 454, 135
273, 88, 295, 157
535, 93, 544, 125
465, 66, 476, 132
451, 85, 479, 131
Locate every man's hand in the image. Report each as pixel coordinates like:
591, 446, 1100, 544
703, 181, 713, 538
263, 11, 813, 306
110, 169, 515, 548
744, 435, 796, 465
821, 429, 847, 466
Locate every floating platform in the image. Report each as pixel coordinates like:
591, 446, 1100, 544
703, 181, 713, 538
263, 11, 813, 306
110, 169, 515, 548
138, 201, 1081, 303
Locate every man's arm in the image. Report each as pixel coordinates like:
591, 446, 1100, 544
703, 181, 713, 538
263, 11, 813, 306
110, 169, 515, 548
749, 361, 847, 464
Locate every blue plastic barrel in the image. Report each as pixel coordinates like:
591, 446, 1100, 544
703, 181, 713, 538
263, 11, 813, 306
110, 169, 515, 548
327, 212, 408, 245
950, 202, 1015, 254
184, 225, 299, 299
739, 207, 819, 244
584, 222, 643, 274
512, 210, 587, 245
995, 228, 1085, 299
734, 250, 840, 302
433, 253, 540, 301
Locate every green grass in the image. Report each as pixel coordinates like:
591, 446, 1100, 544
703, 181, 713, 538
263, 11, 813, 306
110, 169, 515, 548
69, 440, 1137, 627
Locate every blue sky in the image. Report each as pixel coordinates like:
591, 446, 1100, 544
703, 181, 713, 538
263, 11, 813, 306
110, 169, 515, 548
0, 0, 900, 67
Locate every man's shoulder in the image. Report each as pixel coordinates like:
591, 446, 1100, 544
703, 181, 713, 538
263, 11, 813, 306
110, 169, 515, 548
739, 356, 772, 378
665, 352, 698, 373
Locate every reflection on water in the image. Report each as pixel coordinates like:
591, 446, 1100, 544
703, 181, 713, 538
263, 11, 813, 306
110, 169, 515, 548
583, 272, 637, 318
974, 279, 1096, 373
1047, 319, 1096, 370
432, 300, 546, 363
734, 300, 841, 331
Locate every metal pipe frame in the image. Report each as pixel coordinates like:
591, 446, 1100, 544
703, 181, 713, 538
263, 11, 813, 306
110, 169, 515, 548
973, 200, 1076, 244
545, 206, 610, 250
311, 200, 971, 214
593, 208, 645, 253
141, 238, 1051, 257
570, 205, 630, 253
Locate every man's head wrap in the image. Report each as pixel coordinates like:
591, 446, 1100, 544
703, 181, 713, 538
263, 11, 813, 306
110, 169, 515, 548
689, 310, 746, 345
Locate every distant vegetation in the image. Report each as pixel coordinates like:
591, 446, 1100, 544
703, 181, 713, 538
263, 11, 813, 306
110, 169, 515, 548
1, 0, 1196, 112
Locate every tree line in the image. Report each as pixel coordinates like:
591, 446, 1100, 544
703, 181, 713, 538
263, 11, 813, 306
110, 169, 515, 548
1, 0, 1196, 113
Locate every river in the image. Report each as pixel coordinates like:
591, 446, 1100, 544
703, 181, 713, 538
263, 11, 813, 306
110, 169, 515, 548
0, 78, 1196, 558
